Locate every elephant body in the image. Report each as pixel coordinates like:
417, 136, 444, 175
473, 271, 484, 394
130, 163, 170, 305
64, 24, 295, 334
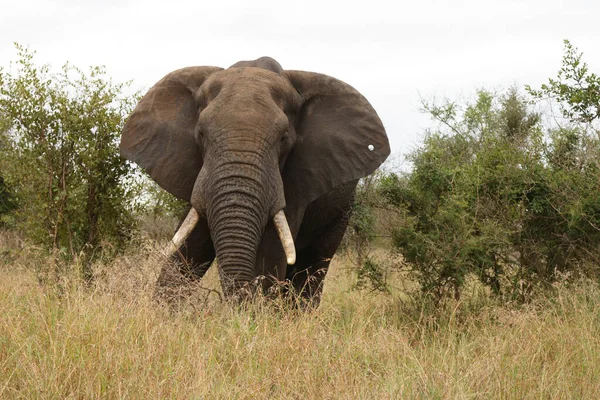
120, 57, 389, 304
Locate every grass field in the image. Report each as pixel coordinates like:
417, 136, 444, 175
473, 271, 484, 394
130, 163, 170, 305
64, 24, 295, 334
1, 231, 600, 399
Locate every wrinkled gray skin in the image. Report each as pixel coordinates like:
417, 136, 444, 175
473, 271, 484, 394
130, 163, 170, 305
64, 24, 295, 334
121, 57, 389, 305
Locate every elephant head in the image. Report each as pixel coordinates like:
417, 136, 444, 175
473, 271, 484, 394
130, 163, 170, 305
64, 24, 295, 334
120, 57, 389, 294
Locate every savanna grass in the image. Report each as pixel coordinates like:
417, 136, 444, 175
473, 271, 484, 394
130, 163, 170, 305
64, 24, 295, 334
1, 231, 599, 399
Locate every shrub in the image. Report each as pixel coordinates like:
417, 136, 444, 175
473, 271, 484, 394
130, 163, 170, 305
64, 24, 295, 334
0, 44, 139, 279
385, 70, 600, 302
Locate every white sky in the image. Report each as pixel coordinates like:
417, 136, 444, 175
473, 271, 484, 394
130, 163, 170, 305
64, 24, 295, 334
2, 0, 599, 165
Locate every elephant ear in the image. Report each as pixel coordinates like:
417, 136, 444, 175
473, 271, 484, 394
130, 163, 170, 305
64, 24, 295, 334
282, 70, 390, 209
120, 66, 222, 201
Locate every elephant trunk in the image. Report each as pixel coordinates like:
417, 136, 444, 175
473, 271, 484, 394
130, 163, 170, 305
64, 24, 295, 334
177, 136, 296, 297
201, 157, 273, 296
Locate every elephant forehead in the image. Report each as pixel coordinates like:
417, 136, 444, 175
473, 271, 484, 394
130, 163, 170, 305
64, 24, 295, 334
208, 98, 289, 132
216, 69, 297, 102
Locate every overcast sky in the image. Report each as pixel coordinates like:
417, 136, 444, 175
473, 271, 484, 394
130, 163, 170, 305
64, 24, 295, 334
2, 0, 599, 166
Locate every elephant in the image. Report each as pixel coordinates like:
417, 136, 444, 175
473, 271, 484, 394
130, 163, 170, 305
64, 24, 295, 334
120, 57, 389, 305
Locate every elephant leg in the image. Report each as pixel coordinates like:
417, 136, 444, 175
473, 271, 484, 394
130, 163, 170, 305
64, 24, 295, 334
155, 207, 215, 303
286, 191, 354, 307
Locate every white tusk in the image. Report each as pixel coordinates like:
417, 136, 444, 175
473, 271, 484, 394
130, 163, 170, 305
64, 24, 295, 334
273, 210, 296, 265
165, 207, 200, 256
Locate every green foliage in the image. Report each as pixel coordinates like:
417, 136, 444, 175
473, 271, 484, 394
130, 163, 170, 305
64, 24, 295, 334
0, 44, 138, 276
526, 40, 600, 124
143, 179, 188, 218
384, 81, 600, 302
354, 256, 389, 293
0, 176, 18, 227
366, 41, 600, 303
347, 173, 390, 293
0, 114, 16, 225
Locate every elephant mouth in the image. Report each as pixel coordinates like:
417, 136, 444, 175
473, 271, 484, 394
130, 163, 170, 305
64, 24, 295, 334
164, 207, 296, 265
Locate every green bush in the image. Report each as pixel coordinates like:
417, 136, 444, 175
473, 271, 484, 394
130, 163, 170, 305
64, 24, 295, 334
380, 41, 600, 302
0, 44, 139, 278
0, 176, 17, 227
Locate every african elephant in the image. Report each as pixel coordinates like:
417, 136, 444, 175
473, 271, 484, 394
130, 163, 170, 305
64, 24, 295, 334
120, 57, 389, 304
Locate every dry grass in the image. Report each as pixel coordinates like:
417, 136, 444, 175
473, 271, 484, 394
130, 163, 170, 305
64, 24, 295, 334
1, 230, 600, 399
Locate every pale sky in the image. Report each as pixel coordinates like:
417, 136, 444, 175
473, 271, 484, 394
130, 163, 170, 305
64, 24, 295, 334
2, 0, 599, 166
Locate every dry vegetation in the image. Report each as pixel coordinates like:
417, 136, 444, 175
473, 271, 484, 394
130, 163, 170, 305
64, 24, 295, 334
1, 230, 600, 399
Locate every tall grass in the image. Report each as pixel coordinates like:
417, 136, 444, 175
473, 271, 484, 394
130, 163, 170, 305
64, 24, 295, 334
1, 230, 599, 399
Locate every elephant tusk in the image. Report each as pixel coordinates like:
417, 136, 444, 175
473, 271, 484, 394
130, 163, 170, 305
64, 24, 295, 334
165, 207, 200, 256
273, 210, 296, 265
